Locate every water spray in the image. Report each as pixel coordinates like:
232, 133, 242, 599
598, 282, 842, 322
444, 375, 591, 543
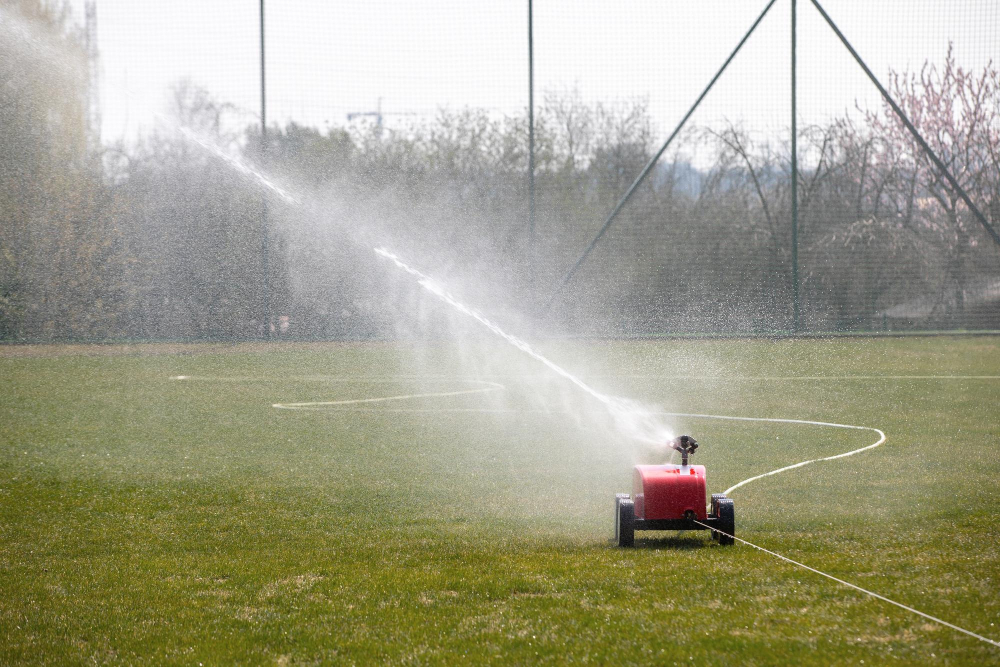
140, 119, 680, 448
178, 127, 300, 206
374, 247, 674, 446
6, 0, 678, 452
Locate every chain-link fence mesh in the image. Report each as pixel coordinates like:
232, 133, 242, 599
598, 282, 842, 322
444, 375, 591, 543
2, 0, 998, 340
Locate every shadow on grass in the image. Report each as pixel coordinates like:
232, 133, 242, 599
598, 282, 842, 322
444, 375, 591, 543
632, 533, 712, 550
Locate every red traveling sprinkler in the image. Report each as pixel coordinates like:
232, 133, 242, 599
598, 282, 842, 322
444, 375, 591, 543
615, 435, 735, 546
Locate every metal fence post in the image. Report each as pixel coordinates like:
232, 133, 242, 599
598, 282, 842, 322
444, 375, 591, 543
791, 0, 800, 332
260, 0, 271, 339
528, 0, 536, 242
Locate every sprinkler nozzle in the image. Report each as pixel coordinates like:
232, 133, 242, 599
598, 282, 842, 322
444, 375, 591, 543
671, 435, 698, 466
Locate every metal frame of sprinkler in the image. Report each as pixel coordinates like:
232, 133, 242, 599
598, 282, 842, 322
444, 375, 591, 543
540, 0, 1000, 332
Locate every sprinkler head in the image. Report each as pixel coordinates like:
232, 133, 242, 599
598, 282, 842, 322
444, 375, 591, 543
671, 435, 699, 466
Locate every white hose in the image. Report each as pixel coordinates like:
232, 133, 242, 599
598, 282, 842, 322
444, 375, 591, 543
657, 411, 886, 496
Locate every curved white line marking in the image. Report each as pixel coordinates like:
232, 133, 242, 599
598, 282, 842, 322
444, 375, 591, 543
174, 373, 916, 494
178, 372, 888, 494
282, 407, 554, 413
171, 374, 499, 382
272, 382, 504, 410
276, 397, 886, 497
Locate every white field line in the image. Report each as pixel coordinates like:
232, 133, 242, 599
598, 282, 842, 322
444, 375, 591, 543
262, 378, 888, 498
169, 374, 505, 410
279, 400, 887, 497
272, 382, 503, 409
177, 375, 893, 493
169, 374, 498, 382
179, 374, 886, 495
694, 521, 1000, 649
269, 391, 887, 498
285, 407, 557, 413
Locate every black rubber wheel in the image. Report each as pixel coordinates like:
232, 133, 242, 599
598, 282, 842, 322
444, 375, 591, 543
711, 493, 725, 514
710, 494, 725, 541
716, 498, 735, 546
617, 498, 635, 547
614, 494, 628, 543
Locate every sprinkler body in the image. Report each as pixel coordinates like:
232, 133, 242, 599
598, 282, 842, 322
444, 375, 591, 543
633, 464, 707, 521
615, 435, 736, 546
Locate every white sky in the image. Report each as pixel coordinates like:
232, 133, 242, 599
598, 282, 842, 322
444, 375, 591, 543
67, 0, 999, 149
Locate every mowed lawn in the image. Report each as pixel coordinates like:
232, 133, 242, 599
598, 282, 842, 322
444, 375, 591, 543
1, 337, 998, 664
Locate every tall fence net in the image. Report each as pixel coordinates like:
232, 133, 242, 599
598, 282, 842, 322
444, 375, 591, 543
1, 0, 998, 341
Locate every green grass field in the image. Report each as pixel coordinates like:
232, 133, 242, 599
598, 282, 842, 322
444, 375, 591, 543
2, 336, 999, 664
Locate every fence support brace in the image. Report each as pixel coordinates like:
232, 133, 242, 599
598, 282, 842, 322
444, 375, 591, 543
810, 0, 1000, 248
546, 0, 779, 307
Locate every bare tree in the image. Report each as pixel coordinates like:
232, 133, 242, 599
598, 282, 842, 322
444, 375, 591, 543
865, 44, 1000, 314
